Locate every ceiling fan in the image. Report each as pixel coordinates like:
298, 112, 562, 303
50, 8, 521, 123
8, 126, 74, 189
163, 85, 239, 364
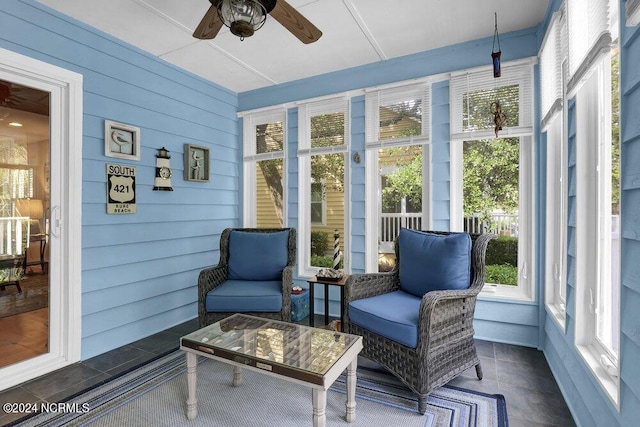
193, 0, 322, 44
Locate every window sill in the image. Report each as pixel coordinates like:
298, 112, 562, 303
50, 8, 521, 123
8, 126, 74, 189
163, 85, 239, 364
480, 283, 534, 301
545, 303, 566, 332
575, 344, 620, 410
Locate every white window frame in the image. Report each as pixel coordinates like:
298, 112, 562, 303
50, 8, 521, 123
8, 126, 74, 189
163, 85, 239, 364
242, 108, 287, 227
364, 83, 432, 273
449, 60, 535, 301
0, 48, 83, 391
573, 56, 620, 409
541, 8, 569, 330
298, 97, 350, 277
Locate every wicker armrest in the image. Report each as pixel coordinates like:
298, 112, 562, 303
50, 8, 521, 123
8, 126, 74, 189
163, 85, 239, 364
344, 271, 399, 303
281, 265, 294, 320
418, 287, 481, 352
198, 265, 227, 298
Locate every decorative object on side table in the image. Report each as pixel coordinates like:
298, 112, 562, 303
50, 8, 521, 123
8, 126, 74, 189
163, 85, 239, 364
153, 147, 173, 191
105, 120, 140, 161
316, 268, 343, 281
184, 144, 210, 182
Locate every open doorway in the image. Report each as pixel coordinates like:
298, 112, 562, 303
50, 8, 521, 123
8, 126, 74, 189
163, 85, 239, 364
0, 79, 50, 368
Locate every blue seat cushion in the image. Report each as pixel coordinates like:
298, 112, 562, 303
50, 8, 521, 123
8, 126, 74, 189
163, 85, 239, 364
205, 280, 283, 313
349, 290, 421, 348
398, 229, 472, 297
228, 230, 290, 281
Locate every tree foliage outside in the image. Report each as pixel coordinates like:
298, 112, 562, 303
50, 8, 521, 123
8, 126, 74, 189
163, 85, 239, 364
463, 138, 519, 221
381, 146, 423, 213
611, 44, 620, 215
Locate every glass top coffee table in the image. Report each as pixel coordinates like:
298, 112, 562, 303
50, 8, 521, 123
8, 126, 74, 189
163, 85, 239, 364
180, 313, 363, 426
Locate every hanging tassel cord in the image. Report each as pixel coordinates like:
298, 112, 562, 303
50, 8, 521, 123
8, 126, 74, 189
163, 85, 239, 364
492, 12, 501, 53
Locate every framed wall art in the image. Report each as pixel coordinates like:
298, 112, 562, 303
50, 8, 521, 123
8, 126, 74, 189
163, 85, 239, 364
184, 144, 210, 182
105, 120, 141, 161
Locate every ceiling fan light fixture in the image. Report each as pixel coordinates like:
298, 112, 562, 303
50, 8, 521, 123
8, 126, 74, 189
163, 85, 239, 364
218, 0, 268, 40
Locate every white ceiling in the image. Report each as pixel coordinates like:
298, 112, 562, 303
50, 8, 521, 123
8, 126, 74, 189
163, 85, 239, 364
37, 0, 550, 93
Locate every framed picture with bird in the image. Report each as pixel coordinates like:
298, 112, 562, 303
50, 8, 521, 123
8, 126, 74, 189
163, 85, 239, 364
105, 120, 141, 161
184, 144, 210, 182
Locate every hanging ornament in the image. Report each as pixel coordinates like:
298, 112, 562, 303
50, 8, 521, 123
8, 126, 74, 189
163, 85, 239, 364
491, 101, 507, 137
492, 12, 502, 78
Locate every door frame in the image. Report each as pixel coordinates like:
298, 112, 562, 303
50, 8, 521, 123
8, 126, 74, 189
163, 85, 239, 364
0, 48, 82, 390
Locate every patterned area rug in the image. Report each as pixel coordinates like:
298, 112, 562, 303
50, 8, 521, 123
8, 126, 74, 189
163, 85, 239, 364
14, 351, 507, 427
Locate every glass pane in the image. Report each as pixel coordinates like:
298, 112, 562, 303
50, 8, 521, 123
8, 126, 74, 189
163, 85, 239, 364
256, 121, 283, 154
379, 99, 422, 140
310, 112, 344, 148
310, 153, 344, 268
463, 85, 520, 132
0, 78, 50, 368
255, 159, 283, 228
463, 138, 520, 286
597, 43, 620, 357
378, 145, 423, 272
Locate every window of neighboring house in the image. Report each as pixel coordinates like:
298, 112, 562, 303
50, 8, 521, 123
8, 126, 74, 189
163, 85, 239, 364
242, 109, 286, 227
450, 61, 535, 300
310, 181, 325, 225
567, 0, 620, 406
364, 83, 431, 272
541, 6, 568, 329
298, 98, 349, 276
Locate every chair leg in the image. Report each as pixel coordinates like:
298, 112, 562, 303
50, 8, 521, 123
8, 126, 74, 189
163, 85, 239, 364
475, 362, 483, 380
418, 394, 428, 414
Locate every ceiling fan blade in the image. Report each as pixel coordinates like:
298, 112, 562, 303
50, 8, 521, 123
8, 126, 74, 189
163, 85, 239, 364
270, 0, 322, 44
193, 5, 224, 40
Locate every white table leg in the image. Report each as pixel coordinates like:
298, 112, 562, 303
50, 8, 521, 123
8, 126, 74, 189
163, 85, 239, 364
345, 357, 357, 423
312, 388, 327, 427
233, 365, 242, 386
186, 352, 198, 420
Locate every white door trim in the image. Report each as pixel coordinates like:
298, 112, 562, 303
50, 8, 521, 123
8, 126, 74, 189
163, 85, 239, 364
0, 48, 83, 390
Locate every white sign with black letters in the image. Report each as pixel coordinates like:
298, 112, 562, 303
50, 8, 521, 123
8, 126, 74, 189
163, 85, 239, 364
106, 163, 136, 214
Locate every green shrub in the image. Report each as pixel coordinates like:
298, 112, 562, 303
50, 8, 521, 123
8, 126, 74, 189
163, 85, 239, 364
485, 236, 518, 267
311, 255, 343, 269
311, 231, 329, 256
485, 263, 518, 286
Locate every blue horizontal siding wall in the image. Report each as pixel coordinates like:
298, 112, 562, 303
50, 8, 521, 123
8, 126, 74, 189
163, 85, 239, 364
1, 0, 240, 358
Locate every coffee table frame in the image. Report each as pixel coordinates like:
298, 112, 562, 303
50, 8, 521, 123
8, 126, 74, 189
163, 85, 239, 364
180, 313, 363, 426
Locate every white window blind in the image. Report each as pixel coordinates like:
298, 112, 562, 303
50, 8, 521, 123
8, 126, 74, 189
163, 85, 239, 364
540, 7, 566, 129
243, 109, 286, 161
298, 97, 350, 156
365, 84, 430, 147
450, 61, 534, 140
567, 0, 611, 93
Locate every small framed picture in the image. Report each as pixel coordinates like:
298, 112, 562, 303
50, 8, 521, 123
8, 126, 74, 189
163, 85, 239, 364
184, 144, 210, 182
105, 120, 141, 161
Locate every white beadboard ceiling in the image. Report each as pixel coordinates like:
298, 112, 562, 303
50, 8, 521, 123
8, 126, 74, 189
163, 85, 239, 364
37, 0, 549, 93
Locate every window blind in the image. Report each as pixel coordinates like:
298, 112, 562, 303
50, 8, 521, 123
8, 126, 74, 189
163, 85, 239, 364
567, 0, 611, 93
365, 84, 430, 146
540, 8, 566, 129
298, 97, 350, 156
450, 61, 534, 140
243, 109, 286, 161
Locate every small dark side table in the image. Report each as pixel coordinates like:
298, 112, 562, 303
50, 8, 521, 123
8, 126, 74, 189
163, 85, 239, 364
306, 275, 349, 329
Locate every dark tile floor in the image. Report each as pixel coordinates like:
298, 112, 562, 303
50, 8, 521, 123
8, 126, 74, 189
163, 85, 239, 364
0, 315, 575, 426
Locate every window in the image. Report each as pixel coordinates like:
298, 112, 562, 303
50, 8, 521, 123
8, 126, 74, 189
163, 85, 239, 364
364, 83, 431, 272
450, 61, 535, 300
541, 7, 568, 328
242, 109, 287, 227
298, 98, 349, 276
567, 0, 620, 405
310, 181, 325, 225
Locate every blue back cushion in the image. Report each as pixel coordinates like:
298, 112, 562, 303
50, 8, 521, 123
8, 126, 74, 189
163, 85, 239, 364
398, 229, 472, 297
228, 230, 290, 281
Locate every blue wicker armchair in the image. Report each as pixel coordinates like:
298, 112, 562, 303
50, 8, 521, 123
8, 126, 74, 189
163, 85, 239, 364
198, 227, 296, 327
343, 229, 496, 414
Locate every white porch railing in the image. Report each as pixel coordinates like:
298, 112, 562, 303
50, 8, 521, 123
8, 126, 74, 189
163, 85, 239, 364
379, 212, 520, 253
